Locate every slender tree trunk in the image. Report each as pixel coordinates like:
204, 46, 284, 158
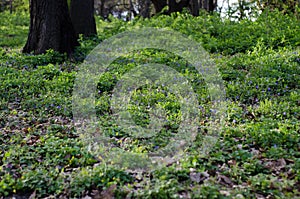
70, 0, 97, 37
9, 0, 13, 14
23, 0, 78, 55
168, 0, 177, 13
200, 0, 216, 12
199, 0, 202, 11
98, 0, 108, 19
168, 0, 189, 14
202, 0, 208, 11
152, 0, 215, 16
129, 0, 137, 19
208, 0, 215, 12
140, 0, 151, 18
190, 0, 200, 16
151, 0, 167, 14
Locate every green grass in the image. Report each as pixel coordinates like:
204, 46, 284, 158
0, 10, 300, 198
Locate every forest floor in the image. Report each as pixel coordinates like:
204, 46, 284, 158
0, 11, 299, 198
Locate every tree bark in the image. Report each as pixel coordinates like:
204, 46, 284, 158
168, 0, 189, 14
190, 0, 199, 16
151, 0, 167, 14
139, 0, 151, 18
208, 0, 216, 12
9, 0, 13, 14
128, 0, 137, 19
70, 0, 97, 37
23, 0, 78, 55
145, 0, 218, 16
200, 0, 216, 12
100, 0, 106, 18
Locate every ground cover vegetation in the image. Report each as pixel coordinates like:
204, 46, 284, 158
0, 5, 300, 199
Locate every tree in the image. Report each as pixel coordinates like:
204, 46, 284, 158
256, 0, 299, 14
70, 0, 97, 37
168, 0, 189, 14
151, 0, 217, 16
190, 0, 200, 16
151, 0, 167, 14
23, 0, 78, 55
0, 0, 29, 13
138, 0, 152, 18
199, 0, 217, 12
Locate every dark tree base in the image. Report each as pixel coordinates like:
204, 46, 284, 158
70, 0, 97, 37
23, 0, 79, 55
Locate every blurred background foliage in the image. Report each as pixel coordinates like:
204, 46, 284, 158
0, 0, 299, 20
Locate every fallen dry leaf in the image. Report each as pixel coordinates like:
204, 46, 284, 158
220, 190, 230, 196
264, 158, 286, 172
81, 196, 92, 199
190, 171, 209, 183
228, 159, 236, 166
217, 173, 233, 186
99, 184, 117, 199
28, 190, 36, 199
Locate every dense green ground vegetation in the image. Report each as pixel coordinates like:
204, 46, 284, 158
0, 10, 299, 198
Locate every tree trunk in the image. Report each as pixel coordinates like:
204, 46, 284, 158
9, 0, 12, 14
202, 0, 208, 11
151, 0, 167, 14
100, 0, 106, 18
168, 0, 189, 14
200, 0, 216, 12
23, 0, 78, 55
70, 0, 97, 37
190, 0, 200, 16
168, 0, 177, 13
151, 0, 216, 16
208, 0, 216, 12
129, 0, 137, 19
140, 0, 151, 18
